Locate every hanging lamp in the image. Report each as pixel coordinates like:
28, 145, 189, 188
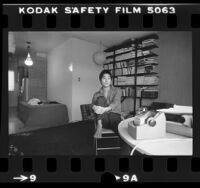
24, 41, 33, 66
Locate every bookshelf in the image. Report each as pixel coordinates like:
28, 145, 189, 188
103, 34, 159, 115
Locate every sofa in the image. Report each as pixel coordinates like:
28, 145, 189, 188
18, 101, 69, 129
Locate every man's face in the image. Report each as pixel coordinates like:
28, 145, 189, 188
101, 74, 112, 88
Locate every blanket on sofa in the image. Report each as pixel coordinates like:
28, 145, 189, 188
18, 101, 69, 130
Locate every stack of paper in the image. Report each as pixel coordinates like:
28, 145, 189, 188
157, 105, 193, 114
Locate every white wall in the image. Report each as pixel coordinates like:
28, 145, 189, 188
47, 38, 103, 122
47, 39, 73, 121
71, 38, 102, 121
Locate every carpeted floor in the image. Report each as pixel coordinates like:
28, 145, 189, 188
9, 119, 132, 155
9, 120, 96, 155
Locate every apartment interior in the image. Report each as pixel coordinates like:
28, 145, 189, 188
8, 31, 192, 155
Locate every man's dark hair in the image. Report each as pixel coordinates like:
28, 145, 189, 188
99, 69, 112, 81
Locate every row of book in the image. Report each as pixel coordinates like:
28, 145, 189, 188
105, 38, 157, 56
105, 46, 134, 57
138, 57, 158, 65
115, 67, 135, 76
137, 86, 159, 98
115, 46, 134, 55
115, 51, 136, 61
104, 63, 114, 70
114, 75, 159, 85
106, 50, 152, 62
121, 87, 159, 98
122, 87, 135, 97
141, 90, 159, 98
104, 64, 158, 76
106, 58, 114, 64
141, 39, 158, 47
105, 37, 157, 57
105, 51, 156, 64
114, 60, 134, 69
114, 65, 158, 76
104, 56, 158, 69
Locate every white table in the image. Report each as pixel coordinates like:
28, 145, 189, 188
118, 118, 192, 156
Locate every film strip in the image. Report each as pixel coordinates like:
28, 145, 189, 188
1, 3, 200, 183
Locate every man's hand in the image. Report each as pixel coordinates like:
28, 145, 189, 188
93, 105, 112, 114
93, 105, 105, 114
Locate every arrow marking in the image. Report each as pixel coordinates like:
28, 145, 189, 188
13, 175, 28, 182
115, 175, 121, 181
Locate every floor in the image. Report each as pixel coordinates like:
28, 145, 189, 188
9, 106, 56, 134
9, 107, 25, 135
8, 106, 132, 155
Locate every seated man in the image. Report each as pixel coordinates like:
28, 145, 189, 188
92, 70, 122, 138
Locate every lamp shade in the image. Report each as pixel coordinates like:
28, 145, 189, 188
93, 51, 106, 65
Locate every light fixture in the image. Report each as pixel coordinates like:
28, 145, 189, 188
69, 63, 73, 72
93, 41, 106, 66
24, 41, 33, 66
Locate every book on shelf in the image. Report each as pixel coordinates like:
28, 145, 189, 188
103, 64, 108, 69
122, 68, 128, 75
115, 62, 121, 69
115, 66, 150, 76
142, 39, 158, 47
114, 75, 159, 86
109, 64, 113, 69
136, 76, 144, 85
137, 49, 142, 57
116, 76, 135, 85
114, 77, 118, 85
103, 64, 114, 70
138, 57, 158, 65
137, 66, 145, 74
122, 87, 134, 97
115, 69, 122, 76
114, 60, 135, 69
115, 52, 135, 61
105, 53, 158, 66
138, 86, 159, 91
127, 60, 135, 66
121, 86, 159, 98
105, 58, 113, 64
142, 50, 151, 56
115, 48, 125, 54
127, 66, 134, 74
143, 75, 159, 85
141, 90, 159, 98
115, 46, 133, 54
136, 86, 159, 98
114, 50, 151, 61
